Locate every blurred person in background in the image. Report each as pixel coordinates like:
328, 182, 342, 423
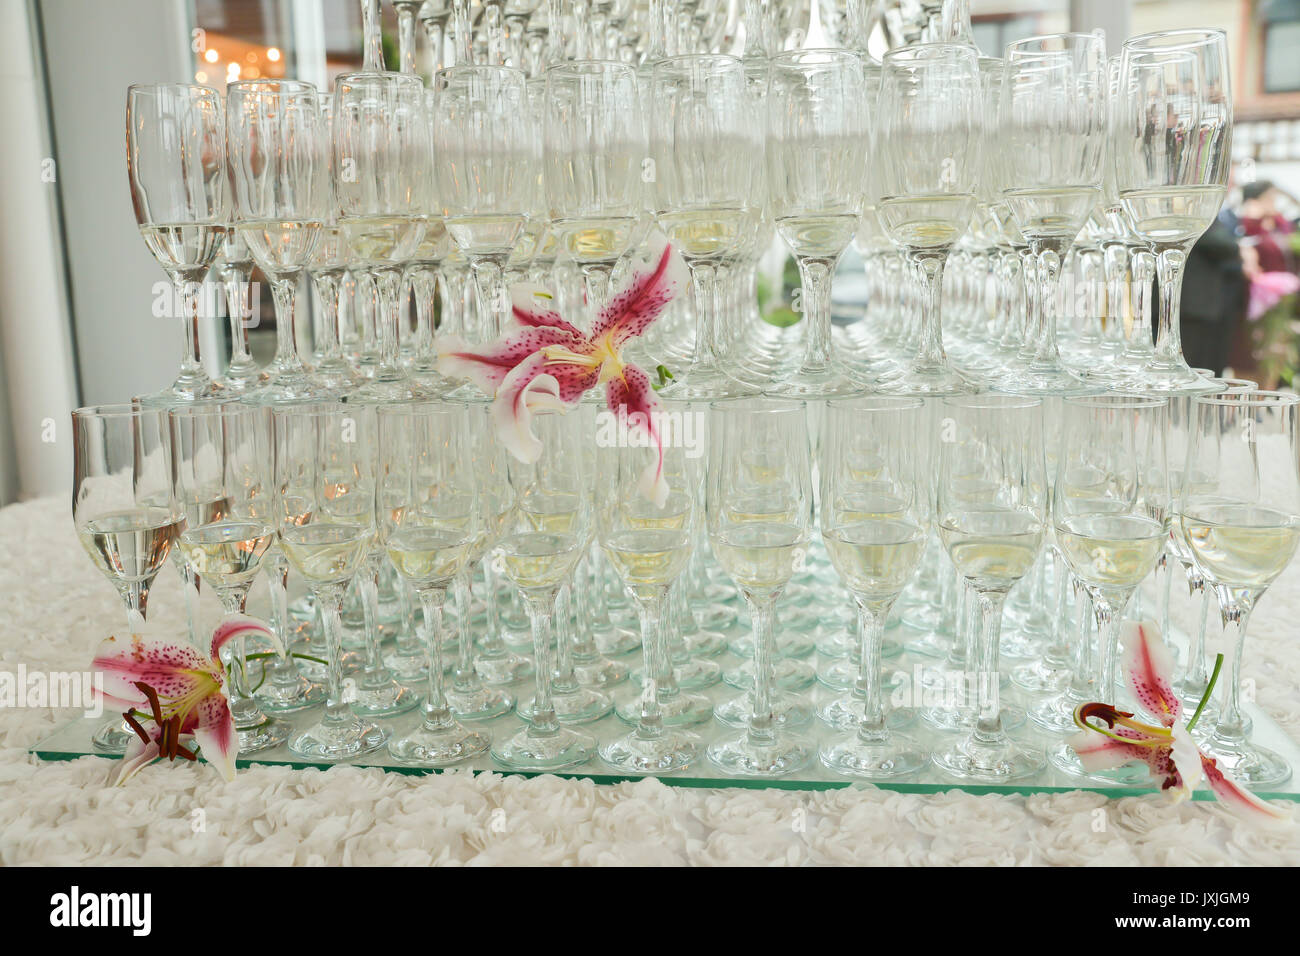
1180, 214, 1247, 374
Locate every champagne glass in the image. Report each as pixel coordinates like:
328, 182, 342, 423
874, 43, 982, 396
226, 79, 332, 404
1178, 392, 1300, 787
995, 33, 1107, 395
433, 65, 536, 355
73, 404, 184, 751
1113, 30, 1232, 393
544, 60, 645, 322
596, 398, 710, 772
1050, 394, 1169, 778
818, 396, 930, 777
766, 49, 869, 397
378, 402, 493, 765
490, 410, 598, 770
273, 402, 387, 760
706, 399, 815, 776
171, 401, 290, 752
126, 84, 228, 403
334, 71, 431, 403
932, 395, 1047, 780
650, 54, 762, 398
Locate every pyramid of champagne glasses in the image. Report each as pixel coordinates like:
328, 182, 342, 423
73, 0, 1300, 787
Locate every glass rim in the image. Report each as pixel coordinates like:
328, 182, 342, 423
770, 47, 863, 66
1005, 32, 1105, 54
376, 399, 467, 415
73, 403, 166, 420
1194, 390, 1300, 407
434, 63, 528, 84
940, 394, 1041, 410
167, 399, 264, 419
127, 82, 221, 98
707, 397, 805, 414
882, 41, 979, 63
652, 52, 744, 72
267, 400, 351, 418
544, 59, 637, 76
1124, 28, 1226, 52
1063, 393, 1168, 409
826, 395, 924, 412
226, 78, 320, 95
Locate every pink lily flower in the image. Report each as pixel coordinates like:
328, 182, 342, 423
437, 233, 689, 506
1070, 621, 1289, 821
91, 616, 279, 785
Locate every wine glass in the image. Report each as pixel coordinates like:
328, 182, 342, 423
126, 84, 228, 403
874, 43, 982, 396
766, 49, 869, 397
596, 398, 710, 772
226, 79, 332, 405
1178, 392, 1300, 787
377, 401, 493, 765
649, 54, 762, 399
73, 403, 185, 751
490, 409, 598, 770
433, 65, 536, 355
932, 395, 1047, 780
272, 402, 388, 760
1113, 29, 1232, 393
543, 60, 645, 323
170, 401, 290, 753
994, 33, 1107, 395
334, 71, 431, 403
1050, 394, 1169, 778
818, 396, 930, 777
706, 398, 815, 776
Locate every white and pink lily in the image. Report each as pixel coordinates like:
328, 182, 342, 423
91, 616, 276, 785
437, 234, 689, 506
1070, 621, 1289, 821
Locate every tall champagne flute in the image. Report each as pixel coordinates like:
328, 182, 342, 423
1051, 394, 1170, 778
434, 66, 536, 356
650, 54, 762, 398
544, 60, 645, 323
333, 71, 430, 403
490, 410, 598, 771
126, 84, 228, 403
874, 43, 982, 396
73, 404, 184, 751
596, 398, 710, 771
706, 399, 815, 776
1179, 392, 1300, 787
1114, 30, 1232, 393
378, 402, 492, 765
819, 396, 930, 777
226, 80, 331, 404
993, 34, 1106, 394
171, 401, 290, 752
932, 395, 1047, 780
273, 402, 387, 760
766, 49, 869, 397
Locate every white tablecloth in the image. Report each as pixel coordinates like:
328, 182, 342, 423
3, 496, 1298, 865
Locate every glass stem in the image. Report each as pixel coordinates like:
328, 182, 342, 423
423, 18, 445, 73
222, 263, 256, 368
634, 589, 668, 740
1211, 602, 1253, 745
1125, 248, 1155, 357
1152, 245, 1189, 369
361, 0, 385, 69
1029, 243, 1064, 366
415, 587, 454, 730
552, 586, 578, 692
745, 593, 778, 748
315, 584, 352, 730
397, 3, 418, 73
470, 256, 509, 341
579, 261, 615, 328
1183, 579, 1211, 691
686, 260, 720, 369
372, 267, 405, 378
173, 278, 211, 394
525, 593, 560, 735
176, 557, 200, 646
1101, 241, 1128, 349
269, 275, 305, 376
972, 588, 1007, 740
452, 570, 481, 691
1092, 591, 1128, 703
569, 555, 599, 659
358, 557, 387, 686
795, 255, 837, 372
906, 250, 949, 370
311, 271, 345, 365
853, 597, 891, 742
483, 0, 506, 64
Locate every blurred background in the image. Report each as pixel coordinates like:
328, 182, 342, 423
0, 0, 1298, 506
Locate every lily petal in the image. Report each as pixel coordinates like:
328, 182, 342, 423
605, 363, 668, 507
107, 734, 162, 787
211, 614, 282, 661
493, 352, 595, 463
92, 634, 216, 709
510, 283, 586, 337
189, 692, 238, 781
591, 234, 690, 351
437, 327, 586, 395
1200, 753, 1292, 821
1169, 726, 1203, 801
1123, 620, 1181, 728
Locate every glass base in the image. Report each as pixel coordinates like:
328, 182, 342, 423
1128, 361, 1219, 395
257, 669, 326, 714
932, 734, 1045, 781
681, 628, 729, 658
922, 704, 1025, 733
383, 648, 428, 682
1201, 737, 1294, 788
714, 690, 813, 729
877, 361, 981, 398
817, 657, 908, 692
573, 654, 628, 688
388, 719, 491, 767
91, 718, 133, 753
728, 630, 816, 660
594, 625, 641, 658
235, 715, 293, 754
723, 658, 816, 692
1010, 658, 1072, 694
491, 724, 597, 771
1026, 691, 1088, 734
348, 677, 421, 717
817, 694, 914, 732
599, 728, 702, 773
634, 654, 722, 691
770, 366, 863, 399
706, 729, 815, 777
289, 715, 388, 762
1047, 740, 1151, 785
996, 363, 1094, 395
615, 689, 714, 728
474, 649, 534, 685
820, 731, 928, 779
446, 683, 515, 721
901, 630, 953, 660
518, 686, 613, 725
692, 602, 737, 630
